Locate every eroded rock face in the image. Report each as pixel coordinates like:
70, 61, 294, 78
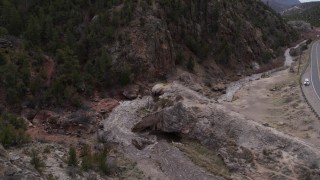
0, 145, 41, 180
130, 83, 320, 178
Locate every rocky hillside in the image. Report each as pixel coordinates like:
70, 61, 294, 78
0, 0, 298, 109
262, 0, 300, 12
102, 82, 320, 179
283, 2, 320, 27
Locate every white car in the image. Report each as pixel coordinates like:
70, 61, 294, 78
304, 78, 310, 86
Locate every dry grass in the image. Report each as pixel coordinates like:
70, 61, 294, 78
267, 108, 284, 117
116, 156, 145, 180
176, 138, 232, 179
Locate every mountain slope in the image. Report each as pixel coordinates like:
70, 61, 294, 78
283, 2, 320, 27
0, 0, 298, 108
262, 0, 301, 12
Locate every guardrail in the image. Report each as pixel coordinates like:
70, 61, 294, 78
299, 41, 320, 120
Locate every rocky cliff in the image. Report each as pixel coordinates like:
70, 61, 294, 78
117, 0, 298, 82
0, 0, 298, 108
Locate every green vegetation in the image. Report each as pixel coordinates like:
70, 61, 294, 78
66, 144, 111, 175
80, 144, 93, 171
0, 113, 29, 148
30, 148, 45, 172
284, 2, 320, 27
176, 138, 232, 179
0, 0, 135, 107
187, 57, 195, 71
175, 50, 184, 65
43, 145, 51, 154
161, 0, 297, 67
47, 174, 58, 180
67, 145, 115, 178
67, 146, 78, 167
0, 0, 298, 108
0, 51, 30, 105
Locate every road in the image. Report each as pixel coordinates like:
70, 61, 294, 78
310, 40, 320, 102
302, 40, 320, 118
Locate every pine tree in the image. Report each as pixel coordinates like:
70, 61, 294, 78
25, 16, 41, 45
0, 53, 6, 66
67, 146, 78, 167
30, 149, 45, 172
2, 1, 23, 36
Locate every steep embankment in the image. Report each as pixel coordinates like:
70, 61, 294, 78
0, 0, 298, 108
102, 82, 320, 179
283, 2, 320, 27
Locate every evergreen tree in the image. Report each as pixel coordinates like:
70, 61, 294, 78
30, 149, 45, 172
1, 1, 23, 36
0, 53, 6, 66
42, 16, 54, 42
25, 16, 41, 46
80, 145, 93, 171
56, 47, 82, 88
67, 146, 78, 167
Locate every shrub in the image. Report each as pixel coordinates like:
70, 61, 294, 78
187, 57, 195, 71
80, 144, 93, 171
217, 41, 231, 66
67, 146, 78, 167
0, 27, 8, 36
0, 113, 29, 148
30, 149, 45, 172
80, 144, 111, 174
116, 64, 131, 86
0, 53, 6, 66
301, 44, 308, 51
43, 146, 51, 154
185, 37, 209, 60
94, 147, 109, 175
47, 174, 58, 180
175, 50, 184, 65
261, 52, 273, 64
306, 39, 312, 45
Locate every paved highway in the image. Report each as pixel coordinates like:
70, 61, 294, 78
310, 41, 320, 101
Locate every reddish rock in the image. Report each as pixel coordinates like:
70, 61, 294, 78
92, 98, 120, 114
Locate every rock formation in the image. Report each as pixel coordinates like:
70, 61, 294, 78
103, 82, 320, 179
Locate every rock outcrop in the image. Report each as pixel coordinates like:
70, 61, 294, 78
288, 20, 312, 32
0, 145, 41, 180
0, 38, 13, 49
103, 82, 320, 179
107, 0, 298, 84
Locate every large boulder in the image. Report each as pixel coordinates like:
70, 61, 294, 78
103, 82, 320, 178
122, 85, 140, 100
133, 83, 320, 178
